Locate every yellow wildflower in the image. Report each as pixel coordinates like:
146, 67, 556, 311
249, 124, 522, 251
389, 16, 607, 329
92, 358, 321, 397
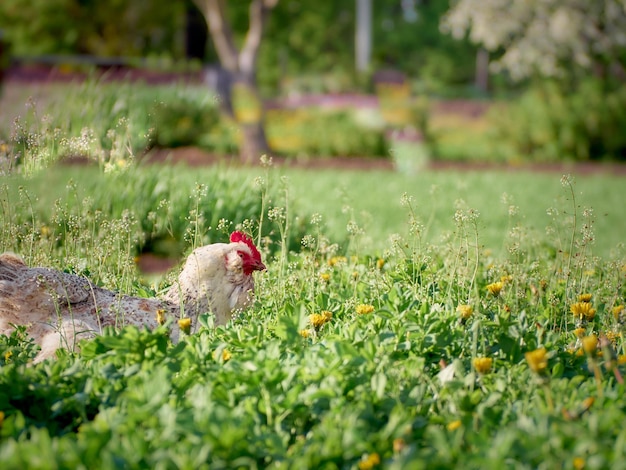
320, 272, 331, 282
581, 397, 595, 410
3, 350, 12, 363
352, 271, 359, 280
486, 281, 503, 297
573, 327, 586, 338
613, 305, 625, 321
605, 331, 620, 345
457, 304, 473, 320
356, 304, 375, 315
40, 225, 51, 237
578, 293, 593, 303
358, 453, 381, 470
525, 347, 548, 374
0, 410, 4, 428
212, 348, 232, 362
570, 302, 596, 321
328, 256, 347, 267
178, 317, 192, 334
376, 258, 386, 270
581, 335, 598, 355
299, 329, 311, 338
618, 355, 626, 365
156, 309, 166, 325
473, 357, 493, 374
309, 311, 332, 328
500, 274, 513, 283
573, 457, 585, 470
447, 420, 462, 431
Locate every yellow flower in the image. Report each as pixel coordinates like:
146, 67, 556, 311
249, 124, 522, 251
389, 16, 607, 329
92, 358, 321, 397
309, 311, 332, 328
376, 258, 386, 270
40, 225, 52, 237
178, 317, 192, 334
525, 347, 548, 374
3, 350, 12, 363
0, 410, 4, 428
618, 355, 626, 365
358, 453, 381, 470
356, 304, 375, 315
578, 293, 593, 303
500, 275, 513, 283
299, 329, 311, 338
447, 420, 462, 431
581, 335, 598, 355
320, 273, 331, 282
352, 271, 359, 279
156, 309, 167, 326
486, 281, 503, 297
570, 302, 596, 321
472, 357, 493, 374
605, 330, 620, 345
328, 256, 347, 267
212, 348, 232, 362
573, 457, 585, 470
573, 327, 586, 338
613, 305, 625, 321
457, 304, 473, 320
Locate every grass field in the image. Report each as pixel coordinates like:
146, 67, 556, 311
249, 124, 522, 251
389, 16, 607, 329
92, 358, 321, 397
2, 158, 626, 468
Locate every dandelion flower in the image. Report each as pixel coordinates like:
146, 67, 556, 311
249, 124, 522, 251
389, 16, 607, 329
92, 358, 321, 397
358, 453, 381, 470
582, 335, 598, 355
178, 317, 192, 334
447, 420, 462, 431
573, 457, 585, 470
320, 273, 331, 282
486, 281, 504, 297
612, 305, 625, 321
578, 293, 593, 303
500, 274, 513, 283
570, 302, 596, 321
328, 256, 347, 267
212, 348, 232, 362
376, 258, 386, 270
309, 311, 332, 328
573, 328, 586, 338
473, 357, 493, 374
356, 304, 375, 315
299, 329, 311, 338
3, 350, 12, 363
525, 347, 548, 374
457, 304, 473, 320
618, 355, 626, 365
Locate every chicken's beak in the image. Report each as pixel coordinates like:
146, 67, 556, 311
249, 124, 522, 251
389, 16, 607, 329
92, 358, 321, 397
255, 261, 267, 272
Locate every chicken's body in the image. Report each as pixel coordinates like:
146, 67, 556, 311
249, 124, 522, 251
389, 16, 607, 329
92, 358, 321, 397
0, 231, 265, 362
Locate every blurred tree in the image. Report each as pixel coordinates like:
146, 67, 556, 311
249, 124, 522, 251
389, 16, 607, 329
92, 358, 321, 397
441, 0, 626, 84
192, 0, 277, 163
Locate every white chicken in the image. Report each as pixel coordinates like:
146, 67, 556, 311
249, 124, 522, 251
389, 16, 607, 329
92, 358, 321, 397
0, 231, 265, 362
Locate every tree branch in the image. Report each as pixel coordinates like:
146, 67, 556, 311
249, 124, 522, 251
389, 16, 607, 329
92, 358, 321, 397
239, 0, 277, 75
192, 0, 239, 71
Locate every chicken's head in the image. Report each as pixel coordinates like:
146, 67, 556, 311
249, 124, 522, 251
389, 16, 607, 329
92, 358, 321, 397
230, 231, 266, 275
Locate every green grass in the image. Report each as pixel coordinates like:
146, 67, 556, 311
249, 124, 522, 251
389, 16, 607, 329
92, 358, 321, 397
1, 160, 626, 468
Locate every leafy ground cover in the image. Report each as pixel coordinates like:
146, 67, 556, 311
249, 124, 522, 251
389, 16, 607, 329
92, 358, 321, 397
1, 160, 626, 469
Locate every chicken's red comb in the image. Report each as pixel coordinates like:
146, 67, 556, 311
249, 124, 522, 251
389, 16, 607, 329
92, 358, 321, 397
230, 231, 262, 260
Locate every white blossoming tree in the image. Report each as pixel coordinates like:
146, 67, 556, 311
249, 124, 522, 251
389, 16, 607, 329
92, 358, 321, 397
441, 0, 626, 82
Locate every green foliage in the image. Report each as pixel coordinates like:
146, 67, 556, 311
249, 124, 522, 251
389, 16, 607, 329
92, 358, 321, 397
1, 159, 626, 467
266, 108, 388, 158
0, 0, 184, 57
491, 80, 626, 162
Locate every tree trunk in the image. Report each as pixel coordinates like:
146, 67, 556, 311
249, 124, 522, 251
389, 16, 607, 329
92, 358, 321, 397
192, 0, 276, 164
